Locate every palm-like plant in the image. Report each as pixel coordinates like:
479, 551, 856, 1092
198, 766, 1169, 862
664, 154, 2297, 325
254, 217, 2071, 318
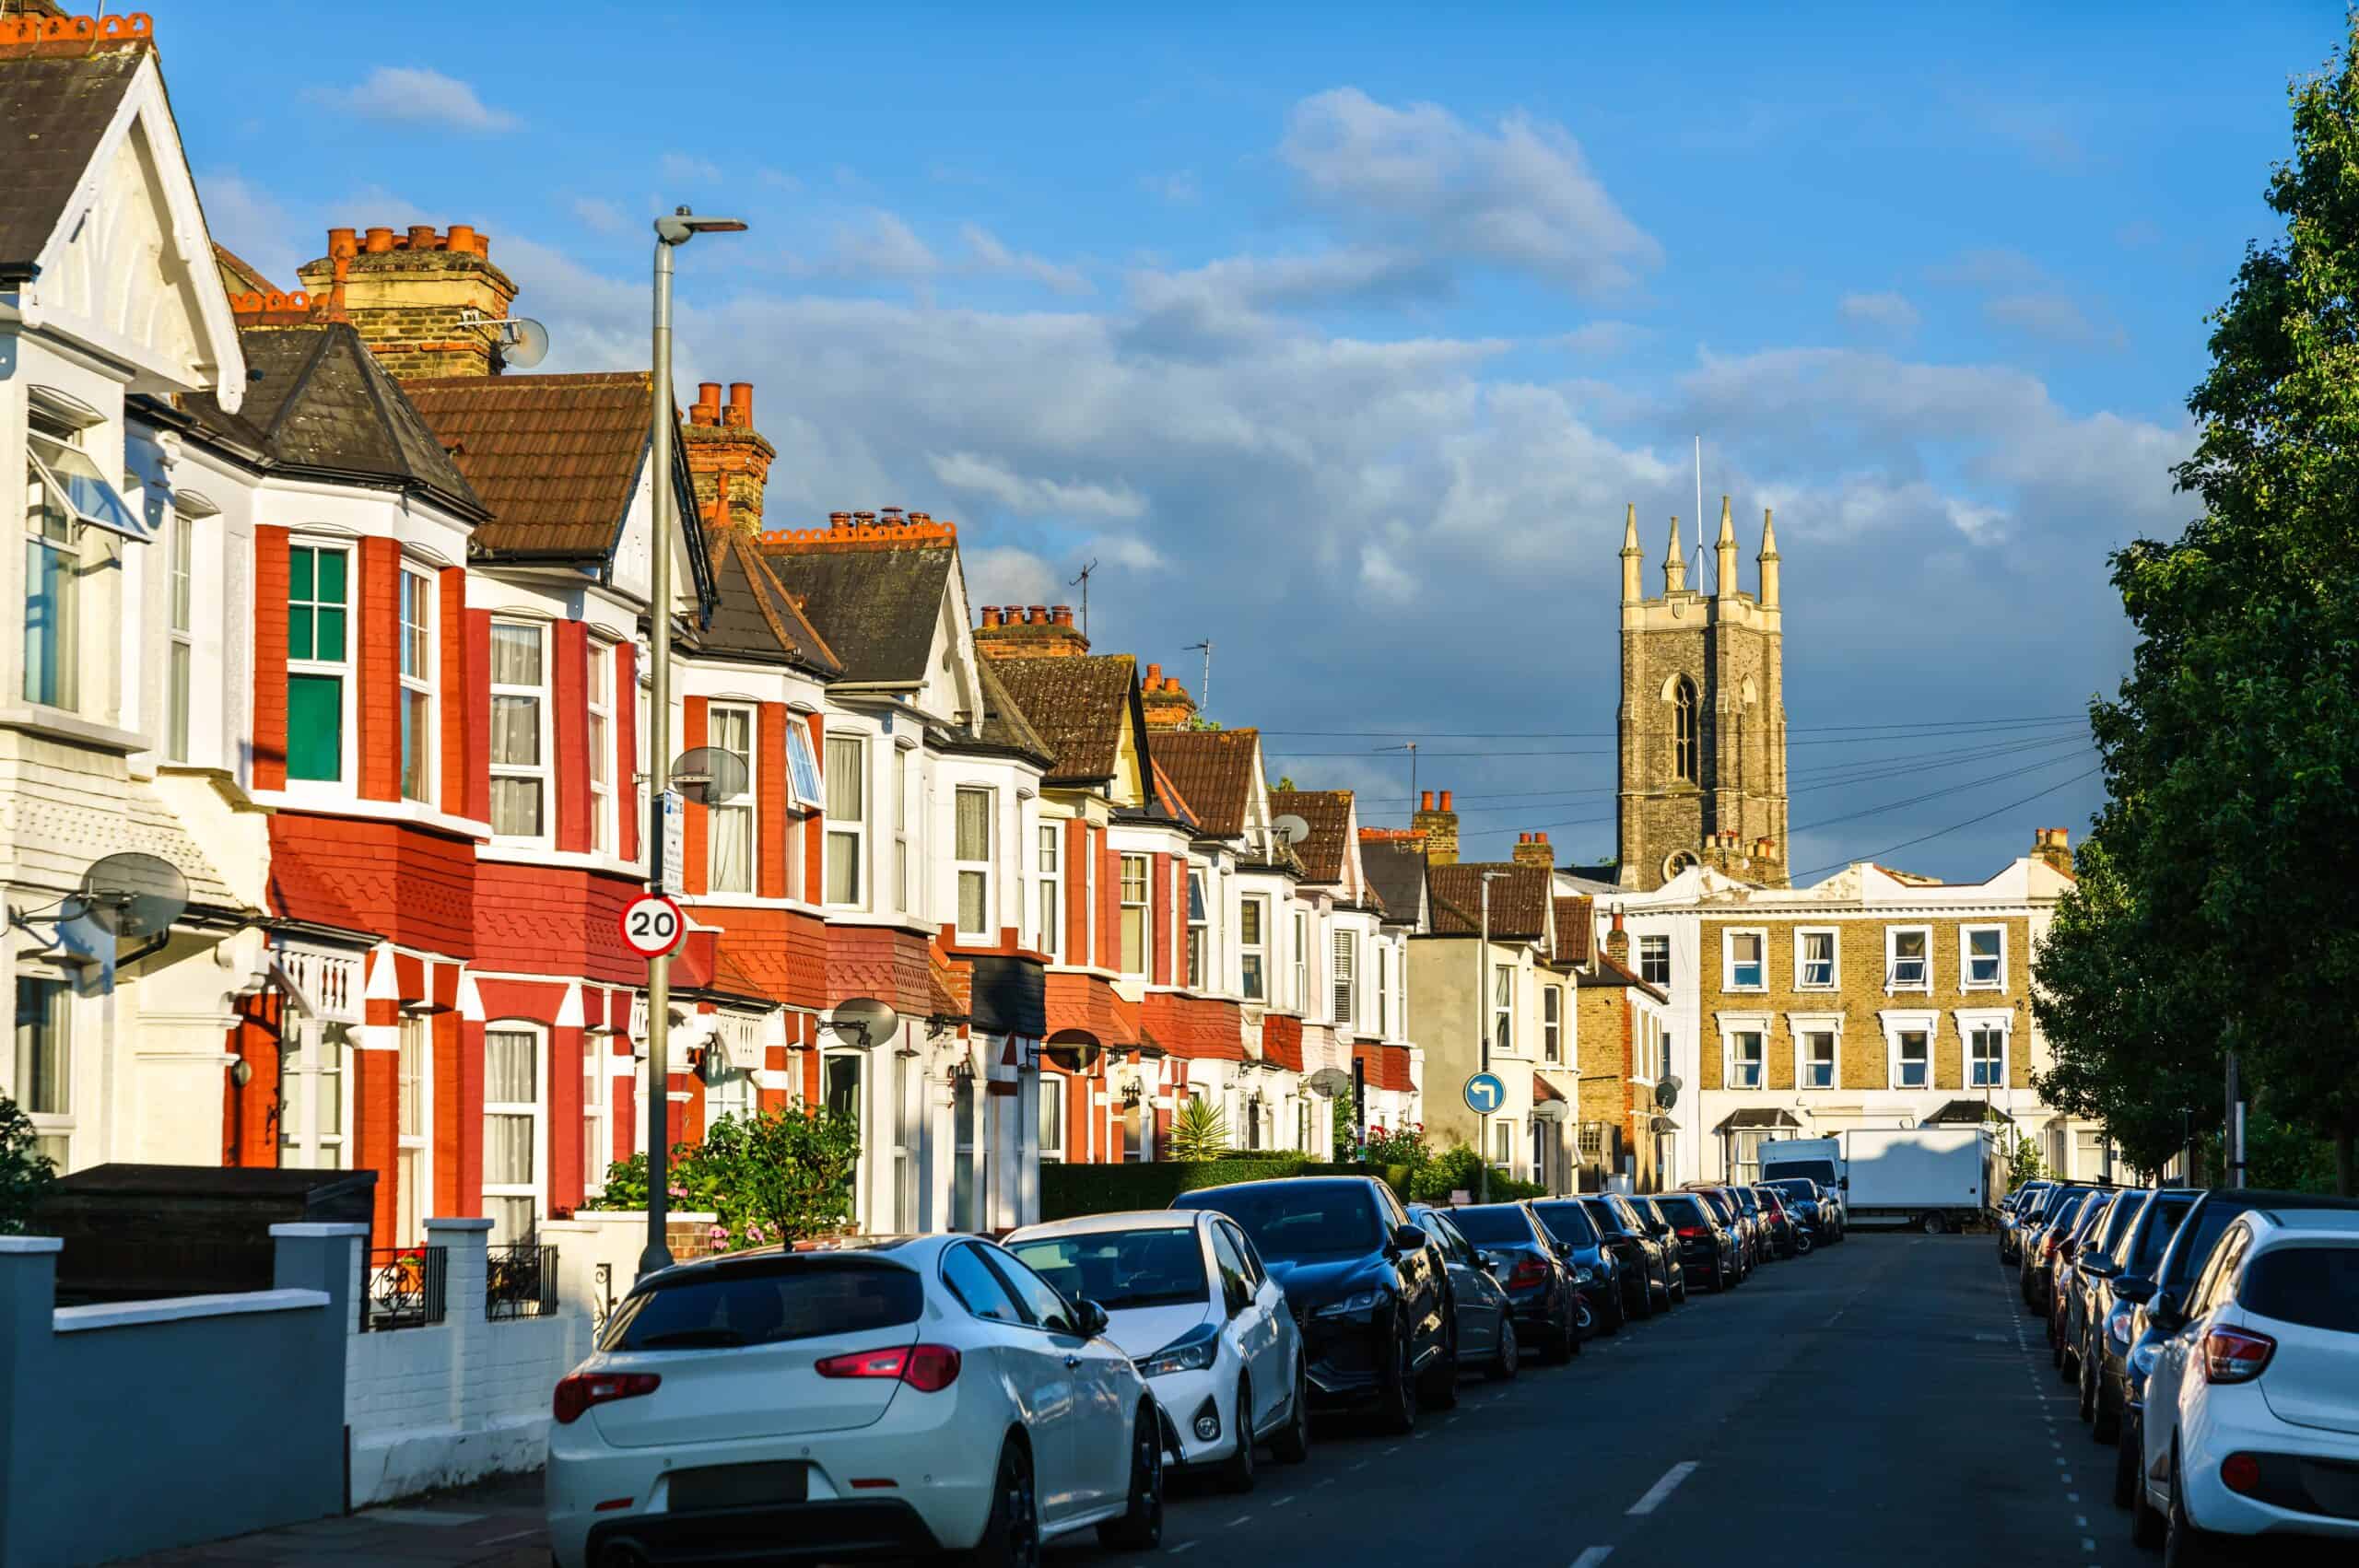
1169, 1095, 1231, 1161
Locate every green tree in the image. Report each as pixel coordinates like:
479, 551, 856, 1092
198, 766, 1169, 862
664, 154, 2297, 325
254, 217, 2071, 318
1332, 1093, 1356, 1157
0, 1095, 56, 1235
584, 1103, 860, 1250
2039, 19, 2359, 1192
1168, 1096, 1231, 1161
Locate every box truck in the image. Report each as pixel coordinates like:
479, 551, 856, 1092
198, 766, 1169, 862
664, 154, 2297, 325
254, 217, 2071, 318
1841, 1127, 1997, 1233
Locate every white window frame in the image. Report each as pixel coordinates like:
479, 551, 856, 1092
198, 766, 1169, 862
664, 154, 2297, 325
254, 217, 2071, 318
1491, 963, 1514, 1055
1788, 1012, 1842, 1091
1960, 924, 2007, 991
285, 539, 357, 785
279, 1021, 353, 1170
1958, 1008, 2013, 1089
1717, 1012, 1771, 1091
483, 1023, 546, 1244
1885, 924, 1932, 994
581, 1031, 608, 1199
21, 423, 88, 714
896, 746, 913, 915
488, 619, 551, 843
1880, 1009, 1940, 1091
825, 732, 866, 907
585, 642, 614, 855
1038, 1071, 1066, 1163
1119, 854, 1151, 976
1377, 944, 1391, 1036
1186, 868, 1209, 989
784, 722, 825, 813
1723, 927, 1768, 992
1332, 927, 1358, 1027
1637, 932, 1671, 988
706, 702, 757, 895
1239, 893, 1267, 1001
1037, 823, 1062, 962
166, 510, 194, 761
1083, 830, 1097, 967
706, 1059, 756, 1124
1794, 926, 1838, 991
12, 970, 76, 1170
1542, 983, 1562, 1064
955, 785, 994, 938
397, 1013, 434, 1240
397, 566, 436, 804
1292, 910, 1308, 1010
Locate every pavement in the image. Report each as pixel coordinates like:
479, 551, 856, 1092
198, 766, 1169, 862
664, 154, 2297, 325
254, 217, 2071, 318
113, 1235, 2151, 1567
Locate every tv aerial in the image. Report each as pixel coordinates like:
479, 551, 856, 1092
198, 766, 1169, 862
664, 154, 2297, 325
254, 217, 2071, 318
671, 746, 750, 806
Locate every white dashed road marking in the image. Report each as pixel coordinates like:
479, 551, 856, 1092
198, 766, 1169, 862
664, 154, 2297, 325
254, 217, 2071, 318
1571, 1549, 1614, 1568
1627, 1460, 1700, 1515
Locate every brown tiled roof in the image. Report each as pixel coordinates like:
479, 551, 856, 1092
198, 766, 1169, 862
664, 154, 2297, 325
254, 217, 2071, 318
1426, 861, 1553, 941
1151, 761, 1199, 829
987, 655, 1138, 786
1269, 790, 1354, 885
692, 526, 840, 675
1149, 729, 1259, 839
404, 371, 654, 558
1532, 1072, 1567, 1105
0, 29, 148, 276
970, 661, 1053, 765
1554, 896, 1594, 965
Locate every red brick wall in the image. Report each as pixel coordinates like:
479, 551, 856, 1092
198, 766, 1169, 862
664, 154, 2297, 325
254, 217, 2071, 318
358, 537, 400, 802
826, 923, 934, 1013
555, 622, 590, 854
617, 643, 640, 862
357, 1044, 399, 1239
1099, 835, 1120, 971
438, 568, 471, 813
1151, 855, 1172, 986
550, 1024, 583, 1216
463, 608, 491, 823
267, 813, 477, 957
714, 906, 828, 1011
448, 1014, 482, 1220
1064, 820, 1089, 964
804, 713, 826, 904
683, 698, 708, 896
474, 861, 646, 989
253, 526, 289, 790
758, 703, 788, 898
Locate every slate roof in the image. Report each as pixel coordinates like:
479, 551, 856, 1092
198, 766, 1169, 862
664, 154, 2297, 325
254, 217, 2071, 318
1150, 729, 1260, 839
403, 371, 654, 558
759, 544, 957, 685
1924, 1098, 2015, 1126
179, 323, 483, 517
689, 526, 839, 675
0, 30, 147, 278
1359, 837, 1428, 928
1268, 790, 1355, 886
1554, 895, 1594, 965
988, 655, 1139, 786
1426, 861, 1553, 942
953, 661, 1054, 767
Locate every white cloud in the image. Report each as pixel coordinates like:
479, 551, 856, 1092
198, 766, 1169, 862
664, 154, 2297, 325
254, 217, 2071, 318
1279, 87, 1661, 295
1554, 321, 1649, 357
660, 152, 722, 183
789, 210, 940, 283
1838, 290, 1919, 334
1927, 247, 2046, 290
309, 67, 517, 133
960, 225, 1093, 297
1985, 291, 2123, 349
926, 451, 1146, 519
571, 197, 628, 236
1142, 170, 1201, 204
964, 545, 1061, 609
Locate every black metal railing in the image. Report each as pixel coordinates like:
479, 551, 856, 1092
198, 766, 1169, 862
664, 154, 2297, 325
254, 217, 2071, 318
358, 1245, 448, 1331
486, 1242, 557, 1320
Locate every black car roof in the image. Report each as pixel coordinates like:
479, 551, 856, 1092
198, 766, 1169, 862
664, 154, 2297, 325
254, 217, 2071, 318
1173, 1176, 1378, 1198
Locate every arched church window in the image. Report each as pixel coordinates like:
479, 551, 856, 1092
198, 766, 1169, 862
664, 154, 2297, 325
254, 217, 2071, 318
1672, 676, 1699, 783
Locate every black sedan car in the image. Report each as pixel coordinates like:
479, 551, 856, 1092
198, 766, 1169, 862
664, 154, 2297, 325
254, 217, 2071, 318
1998, 1179, 2056, 1263
1688, 1187, 1756, 1278
1447, 1202, 1582, 1362
2019, 1186, 2095, 1308
2077, 1187, 2194, 1451
1407, 1202, 1520, 1380
1651, 1191, 1739, 1292
1580, 1192, 1678, 1314
1763, 1176, 1837, 1244
1172, 1176, 1454, 1433
1528, 1198, 1625, 1335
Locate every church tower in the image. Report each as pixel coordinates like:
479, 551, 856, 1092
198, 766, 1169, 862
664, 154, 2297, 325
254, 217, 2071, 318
1615, 498, 1789, 890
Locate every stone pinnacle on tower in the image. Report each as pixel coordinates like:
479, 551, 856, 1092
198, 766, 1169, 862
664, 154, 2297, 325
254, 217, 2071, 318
1621, 503, 1642, 603
1757, 507, 1780, 610
1663, 516, 1686, 594
1715, 494, 1739, 598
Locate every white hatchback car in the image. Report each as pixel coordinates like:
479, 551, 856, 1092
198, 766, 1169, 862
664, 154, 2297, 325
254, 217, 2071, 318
2136, 1207, 2359, 1562
1004, 1209, 1310, 1492
546, 1235, 1165, 1568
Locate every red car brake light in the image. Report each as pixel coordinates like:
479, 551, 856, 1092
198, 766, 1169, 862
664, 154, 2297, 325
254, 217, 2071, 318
1675, 1225, 1705, 1239
2201, 1328, 2276, 1386
816, 1343, 962, 1393
1506, 1257, 1550, 1290
554, 1371, 661, 1424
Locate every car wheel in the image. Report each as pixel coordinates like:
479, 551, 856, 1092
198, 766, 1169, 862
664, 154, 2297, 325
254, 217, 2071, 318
1381, 1334, 1419, 1433
2111, 1410, 2141, 1509
1631, 1274, 1656, 1319
1489, 1316, 1520, 1381
1271, 1361, 1312, 1464
1097, 1403, 1164, 1551
2077, 1349, 2097, 1423
2163, 1441, 2227, 1568
2092, 1376, 2120, 1446
1921, 1211, 1948, 1235
966, 1436, 1041, 1568
1423, 1319, 1461, 1409
1216, 1375, 1257, 1492
2130, 1434, 2166, 1549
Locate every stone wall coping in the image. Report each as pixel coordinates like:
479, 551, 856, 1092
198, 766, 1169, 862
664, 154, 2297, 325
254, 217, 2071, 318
55, 1288, 331, 1334
422, 1217, 497, 1233
268, 1223, 373, 1238
568, 1210, 719, 1225
0, 1235, 64, 1254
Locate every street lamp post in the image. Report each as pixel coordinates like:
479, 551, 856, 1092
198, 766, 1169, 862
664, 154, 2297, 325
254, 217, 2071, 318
640, 206, 745, 1281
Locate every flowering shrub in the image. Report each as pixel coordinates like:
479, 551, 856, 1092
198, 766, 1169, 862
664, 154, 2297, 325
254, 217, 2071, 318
1357, 1122, 1429, 1168
584, 1103, 860, 1252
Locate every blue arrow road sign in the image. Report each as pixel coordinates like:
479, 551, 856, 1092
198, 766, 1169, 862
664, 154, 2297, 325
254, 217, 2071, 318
1463, 1071, 1506, 1115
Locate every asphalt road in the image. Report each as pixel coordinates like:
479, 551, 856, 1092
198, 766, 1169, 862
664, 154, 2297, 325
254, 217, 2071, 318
1072, 1234, 2150, 1568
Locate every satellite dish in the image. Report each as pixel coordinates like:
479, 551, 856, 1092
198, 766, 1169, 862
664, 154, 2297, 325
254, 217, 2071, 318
1273, 813, 1311, 848
76, 852, 189, 940
1306, 1066, 1354, 1099
672, 746, 750, 806
1044, 1029, 1101, 1072
1654, 1076, 1682, 1110
827, 998, 898, 1049
499, 317, 550, 369
1532, 1099, 1571, 1124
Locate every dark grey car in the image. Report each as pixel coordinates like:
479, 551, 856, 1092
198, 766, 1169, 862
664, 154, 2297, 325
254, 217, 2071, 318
1408, 1203, 1518, 1379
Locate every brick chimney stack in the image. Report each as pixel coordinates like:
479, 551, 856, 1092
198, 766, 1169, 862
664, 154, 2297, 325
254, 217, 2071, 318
1412, 790, 1459, 867
1512, 830, 1555, 869
974, 603, 1091, 661
681, 380, 777, 535
1139, 661, 1199, 730
2032, 826, 2073, 875
295, 224, 518, 380
1604, 905, 1630, 968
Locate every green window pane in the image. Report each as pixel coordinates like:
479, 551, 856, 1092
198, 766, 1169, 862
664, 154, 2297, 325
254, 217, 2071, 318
316, 549, 346, 604
314, 607, 346, 662
288, 674, 342, 780
288, 607, 312, 661
289, 546, 314, 603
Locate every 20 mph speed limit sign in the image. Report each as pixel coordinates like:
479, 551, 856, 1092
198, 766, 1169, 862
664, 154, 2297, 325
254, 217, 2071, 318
618, 894, 687, 959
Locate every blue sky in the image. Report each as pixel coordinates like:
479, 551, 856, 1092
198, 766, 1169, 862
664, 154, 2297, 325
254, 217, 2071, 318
159, 0, 2342, 876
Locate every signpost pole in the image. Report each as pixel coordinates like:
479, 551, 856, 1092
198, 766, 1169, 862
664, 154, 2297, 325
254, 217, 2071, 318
640, 231, 678, 1281
1478, 876, 1492, 1205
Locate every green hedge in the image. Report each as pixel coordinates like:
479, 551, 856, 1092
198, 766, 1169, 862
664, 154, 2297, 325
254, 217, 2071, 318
1039, 1156, 1383, 1220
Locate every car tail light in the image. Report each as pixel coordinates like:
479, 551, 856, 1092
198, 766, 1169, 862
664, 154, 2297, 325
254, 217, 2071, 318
554, 1371, 661, 1424
2201, 1328, 2276, 1386
816, 1343, 962, 1393
1675, 1226, 1705, 1239
2219, 1452, 2261, 1495
1506, 1257, 1550, 1290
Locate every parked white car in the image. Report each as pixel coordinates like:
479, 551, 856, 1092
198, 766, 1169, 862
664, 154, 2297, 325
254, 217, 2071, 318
2135, 1207, 2359, 1562
1005, 1209, 1310, 1492
546, 1235, 1164, 1568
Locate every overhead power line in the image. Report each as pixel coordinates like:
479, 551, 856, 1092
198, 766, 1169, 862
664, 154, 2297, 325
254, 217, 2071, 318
1264, 716, 2086, 762
1786, 766, 2102, 883
1254, 713, 2085, 740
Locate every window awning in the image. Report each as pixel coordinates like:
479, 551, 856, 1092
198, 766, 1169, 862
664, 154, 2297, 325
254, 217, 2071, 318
28, 432, 149, 544
1711, 1107, 1805, 1134
1923, 1098, 2014, 1127
28, 384, 106, 430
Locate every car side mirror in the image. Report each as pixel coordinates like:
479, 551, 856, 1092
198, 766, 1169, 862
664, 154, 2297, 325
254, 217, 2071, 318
1076, 1298, 1110, 1339
2147, 1290, 2182, 1332
1391, 1223, 1427, 1254
2115, 1276, 2155, 1305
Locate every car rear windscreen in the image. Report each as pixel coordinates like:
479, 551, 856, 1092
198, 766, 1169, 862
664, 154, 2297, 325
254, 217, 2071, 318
2130, 1194, 2196, 1275
1530, 1201, 1601, 1246
1764, 1159, 1837, 1184
2239, 1245, 2359, 1332
600, 1259, 922, 1352
1765, 1179, 1816, 1202
1009, 1228, 1208, 1312
1177, 1184, 1380, 1261
1655, 1196, 1708, 1227
1448, 1206, 1540, 1246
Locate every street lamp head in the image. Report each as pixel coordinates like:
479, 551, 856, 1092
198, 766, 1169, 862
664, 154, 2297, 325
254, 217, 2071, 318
655, 210, 750, 245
